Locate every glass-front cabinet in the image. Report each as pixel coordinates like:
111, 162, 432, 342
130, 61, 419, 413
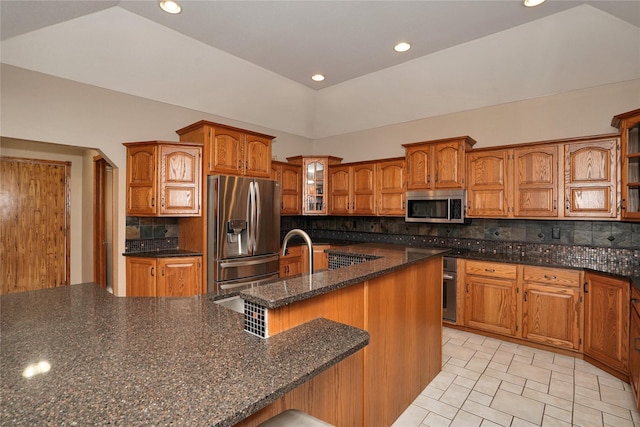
612, 109, 640, 221
287, 155, 343, 215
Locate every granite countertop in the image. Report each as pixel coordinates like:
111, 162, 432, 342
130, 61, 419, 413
240, 243, 450, 309
123, 249, 203, 257
0, 284, 369, 426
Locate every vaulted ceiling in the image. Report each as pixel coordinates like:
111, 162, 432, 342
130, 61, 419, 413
2, 1, 639, 139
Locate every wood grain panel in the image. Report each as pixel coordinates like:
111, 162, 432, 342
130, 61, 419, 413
465, 260, 517, 279
465, 275, 518, 337
522, 266, 581, 287
157, 257, 201, 297
0, 157, 70, 294
466, 150, 510, 217
376, 158, 405, 216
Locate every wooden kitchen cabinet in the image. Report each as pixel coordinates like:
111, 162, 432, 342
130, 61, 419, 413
280, 245, 303, 277
563, 137, 619, 219
467, 149, 511, 217
126, 256, 202, 297
464, 260, 519, 337
287, 156, 343, 215
176, 120, 273, 178
513, 145, 559, 218
271, 161, 302, 215
584, 272, 630, 375
328, 161, 376, 215
124, 141, 202, 216
629, 286, 640, 407
403, 136, 475, 190
376, 158, 406, 216
612, 109, 640, 221
521, 266, 582, 350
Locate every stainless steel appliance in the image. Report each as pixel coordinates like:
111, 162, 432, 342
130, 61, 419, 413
443, 257, 457, 322
405, 189, 468, 223
207, 175, 281, 292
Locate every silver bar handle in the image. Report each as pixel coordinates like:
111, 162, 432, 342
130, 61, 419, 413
443, 274, 454, 280
254, 181, 261, 252
219, 254, 280, 268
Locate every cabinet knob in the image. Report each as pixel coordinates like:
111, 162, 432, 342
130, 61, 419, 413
150, 267, 155, 277
485, 268, 495, 273
544, 275, 557, 280
151, 197, 155, 207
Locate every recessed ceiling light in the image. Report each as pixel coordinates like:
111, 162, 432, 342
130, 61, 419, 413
394, 42, 411, 53
523, 0, 546, 7
159, 0, 182, 14
311, 74, 325, 82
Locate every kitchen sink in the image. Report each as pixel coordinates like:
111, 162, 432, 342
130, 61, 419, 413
215, 296, 245, 314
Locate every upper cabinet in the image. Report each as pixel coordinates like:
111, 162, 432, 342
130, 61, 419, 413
328, 161, 376, 215
271, 160, 302, 215
467, 135, 620, 220
287, 156, 343, 215
124, 141, 202, 216
403, 136, 476, 190
612, 109, 640, 221
176, 120, 273, 178
376, 158, 406, 217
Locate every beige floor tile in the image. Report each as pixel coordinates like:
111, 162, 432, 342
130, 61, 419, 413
467, 390, 493, 406
513, 354, 534, 365
550, 371, 574, 385
574, 393, 632, 420
463, 341, 499, 356
511, 418, 540, 427
453, 375, 476, 390
553, 354, 575, 368
480, 420, 503, 427
599, 384, 638, 411
474, 375, 502, 396
598, 375, 626, 391
499, 380, 524, 395
541, 414, 572, 427
466, 356, 491, 373
549, 378, 574, 401
507, 361, 552, 385
422, 411, 452, 427
573, 403, 604, 427
422, 384, 446, 400
429, 371, 458, 391
487, 361, 509, 373
440, 383, 472, 409
481, 338, 502, 349
575, 384, 602, 400
534, 351, 556, 363
531, 359, 576, 376
575, 371, 600, 390
446, 357, 469, 368
412, 394, 459, 419
462, 399, 513, 426
526, 379, 550, 393
544, 404, 573, 423
491, 350, 515, 365
483, 367, 527, 387
490, 389, 545, 424
522, 388, 574, 412
602, 412, 635, 427
392, 404, 428, 426
449, 410, 483, 427
443, 342, 477, 361
442, 363, 482, 381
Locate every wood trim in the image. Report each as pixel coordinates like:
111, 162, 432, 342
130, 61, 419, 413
467, 133, 621, 153
123, 140, 203, 148
175, 120, 275, 140
93, 157, 107, 287
402, 135, 477, 148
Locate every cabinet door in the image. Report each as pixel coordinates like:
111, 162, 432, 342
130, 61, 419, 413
329, 165, 351, 214
466, 150, 510, 217
433, 141, 465, 189
613, 110, 640, 220
521, 283, 581, 350
280, 164, 301, 215
406, 146, 432, 190
465, 275, 518, 337
210, 127, 243, 175
156, 257, 202, 296
564, 139, 619, 218
126, 257, 157, 297
584, 272, 630, 373
159, 145, 201, 215
352, 163, 376, 215
280, 255, 302, 277
513, 145, 559, 218
244, 135, 272, 178
303, 159, 328, 215
630, 295, 640, 407
376, 159, 406, 216
126, 145, 157, 215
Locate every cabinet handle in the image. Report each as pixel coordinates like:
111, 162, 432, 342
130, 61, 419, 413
523, 291, 528, 302
466, 283, 470, 293
583, 282, 588, 293
553, 200, 557, 210
544, 275, 557, 280
435, 173, 438, 183
635, 337, 640, 352
151, 197, 155, 207
566, 200, 570, 210
238, 160, 242, 169
621, 199, 626, 211
162, 267, 165, 276
485, 268, 495, 273
632, 298, 639, 304
246, 160, 249, 169
150, 267, 155, 277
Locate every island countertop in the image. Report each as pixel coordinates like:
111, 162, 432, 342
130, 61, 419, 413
0, 284, 369, 426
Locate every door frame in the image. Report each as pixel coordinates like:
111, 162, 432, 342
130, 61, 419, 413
93, 156, 108, 288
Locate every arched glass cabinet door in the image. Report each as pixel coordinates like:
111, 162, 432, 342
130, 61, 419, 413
305, 160, 325, 214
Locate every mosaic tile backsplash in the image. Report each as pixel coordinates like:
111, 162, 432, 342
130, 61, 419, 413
125, 217, 179, 253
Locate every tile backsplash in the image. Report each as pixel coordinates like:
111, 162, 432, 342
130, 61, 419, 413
125, 217, 179, 253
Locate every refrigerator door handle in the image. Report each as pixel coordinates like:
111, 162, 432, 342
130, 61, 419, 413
247, 181, 255, 253
254, 181, 261, 252
219, 254, 280, 268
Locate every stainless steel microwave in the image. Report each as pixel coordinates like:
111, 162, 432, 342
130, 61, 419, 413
405, 189, 468, 223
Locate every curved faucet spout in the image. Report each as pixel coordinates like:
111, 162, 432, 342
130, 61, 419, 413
282, 229, 313, 274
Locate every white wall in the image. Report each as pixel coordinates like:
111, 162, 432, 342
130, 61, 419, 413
312, 79, 640, 162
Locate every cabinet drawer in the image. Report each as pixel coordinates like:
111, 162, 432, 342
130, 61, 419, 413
465, 260, 517, 280
523, 266, 581, 287
283, 245, 302, 257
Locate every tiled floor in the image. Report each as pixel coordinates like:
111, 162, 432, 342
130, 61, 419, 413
393, 327, 640, 427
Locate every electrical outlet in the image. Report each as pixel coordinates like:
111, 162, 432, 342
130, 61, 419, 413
552, 227, 560, 239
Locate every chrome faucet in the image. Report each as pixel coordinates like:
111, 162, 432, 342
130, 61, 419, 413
282, 229, 313, 274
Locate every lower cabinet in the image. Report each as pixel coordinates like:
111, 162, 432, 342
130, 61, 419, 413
584, 272, 630, 374
280, 246, 303, 277
630, 287, 640, 407
126, 256, 202, 297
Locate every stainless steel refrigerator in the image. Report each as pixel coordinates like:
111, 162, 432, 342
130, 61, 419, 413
207, 175, 281, 292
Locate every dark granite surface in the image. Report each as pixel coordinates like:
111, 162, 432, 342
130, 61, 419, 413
123, 249, 203, 257
240, 244, 449, 309
0, 284, 369, 426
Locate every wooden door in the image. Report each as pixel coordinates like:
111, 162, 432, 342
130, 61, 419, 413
125, 257, 156, 296
521, 283, 581, 350
0, 157, 70, 295
630, 290, 640, 406
329, 165, 351, 214
352, 163, 376, 215
612, 109, 640, 221
376, 159, 405, 216
564, 139, 619, 218
584, 272, 630, 373
280, 164, 301, 215
210, 127, 243, 175
513, 145, 558, 218
93, 156, 108, 288
156, 257, 201, 296
126, 144, 157, 215
405, 145, 432, 190
466, 149, 511, 217
158, 145, 201, 216
433, 140, 464, 189
244, 135, 272, 178
465, 275, 518, 337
